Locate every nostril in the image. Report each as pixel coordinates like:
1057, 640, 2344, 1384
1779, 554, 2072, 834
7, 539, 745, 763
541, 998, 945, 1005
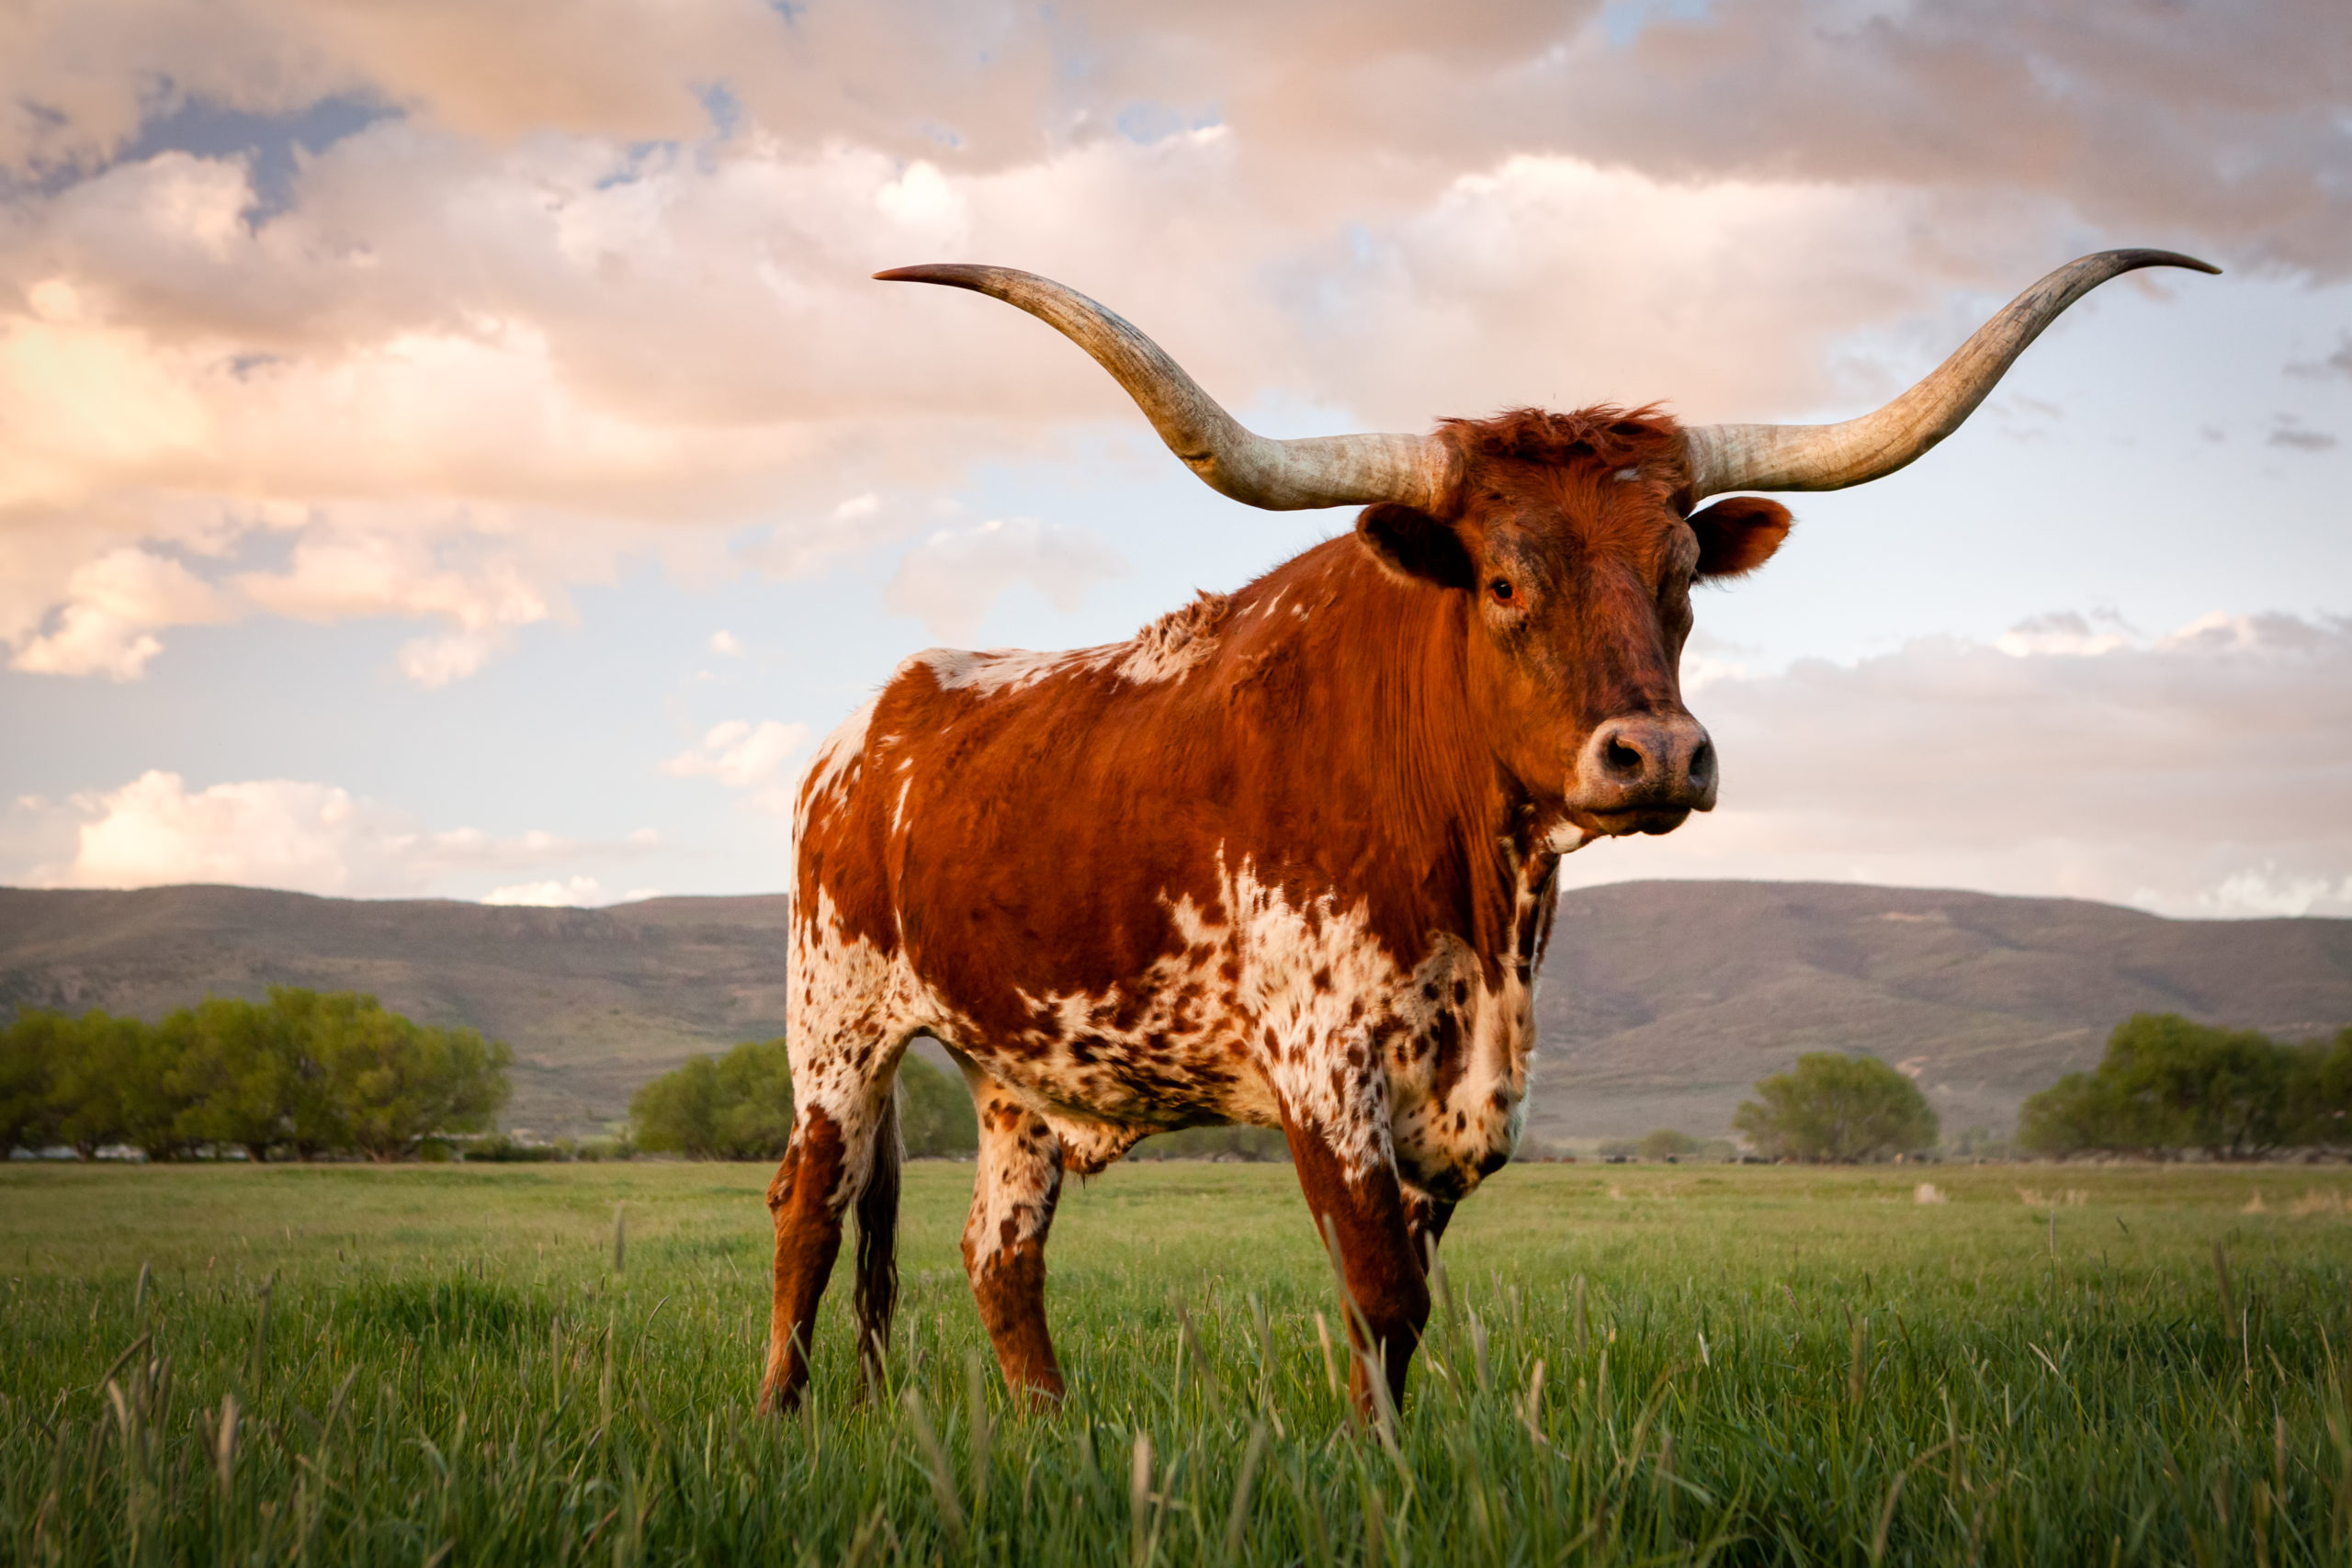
1603, 736, 1646, 777
1689, 739, 1716, 784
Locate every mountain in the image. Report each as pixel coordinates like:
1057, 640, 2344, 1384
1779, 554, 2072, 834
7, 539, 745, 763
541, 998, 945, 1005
3, 881, 2347, 1141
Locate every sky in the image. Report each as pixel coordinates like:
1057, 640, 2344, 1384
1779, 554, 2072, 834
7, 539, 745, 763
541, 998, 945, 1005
1, 0, 2347, 919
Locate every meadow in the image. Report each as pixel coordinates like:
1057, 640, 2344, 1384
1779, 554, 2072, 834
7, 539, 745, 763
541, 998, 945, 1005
4, 1159, 2351, 1566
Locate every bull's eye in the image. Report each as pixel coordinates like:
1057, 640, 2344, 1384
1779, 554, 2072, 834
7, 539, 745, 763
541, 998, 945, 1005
1488, 578, 1515, 604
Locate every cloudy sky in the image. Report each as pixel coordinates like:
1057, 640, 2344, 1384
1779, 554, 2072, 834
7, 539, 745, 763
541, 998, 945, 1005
2, 0, 2346, 918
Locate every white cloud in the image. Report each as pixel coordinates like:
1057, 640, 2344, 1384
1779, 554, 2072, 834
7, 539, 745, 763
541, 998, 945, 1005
661, 718, 810, 795
1995, 610, 2134, 660
481, 875, 656, 907
6, 0, 2307, 682
886, 516, 1129, 644
1572, 609, 2352, 918
2165, 865, 2352, 919
9, 546, 232, 678
11, 769, 637, 897
708, 628, 743, 656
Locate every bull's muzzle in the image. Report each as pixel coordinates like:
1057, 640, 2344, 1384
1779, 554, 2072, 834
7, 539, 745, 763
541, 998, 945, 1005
1567, 713, 1717, 834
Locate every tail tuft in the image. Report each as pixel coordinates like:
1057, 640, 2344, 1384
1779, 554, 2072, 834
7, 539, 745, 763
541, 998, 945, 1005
853, 1080, 903, 1378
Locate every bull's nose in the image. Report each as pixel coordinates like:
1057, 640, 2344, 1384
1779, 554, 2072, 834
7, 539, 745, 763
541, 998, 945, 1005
1571, 713, 1718, 822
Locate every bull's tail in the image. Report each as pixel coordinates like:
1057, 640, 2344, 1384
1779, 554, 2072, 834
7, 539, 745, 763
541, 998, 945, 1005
852, 1078, 903, 1391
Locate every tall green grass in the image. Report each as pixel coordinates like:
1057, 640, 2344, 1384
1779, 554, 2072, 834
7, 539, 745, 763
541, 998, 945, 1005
4, 1161, 2350, 1564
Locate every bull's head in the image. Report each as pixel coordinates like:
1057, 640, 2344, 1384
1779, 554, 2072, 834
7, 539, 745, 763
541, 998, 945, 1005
878, 251, 2215, 841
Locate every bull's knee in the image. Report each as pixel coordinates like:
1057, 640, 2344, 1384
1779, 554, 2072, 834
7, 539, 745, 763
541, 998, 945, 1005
962, 1088, 1068, 1404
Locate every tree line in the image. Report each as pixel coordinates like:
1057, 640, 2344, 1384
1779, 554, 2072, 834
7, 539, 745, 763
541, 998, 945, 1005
2018, 1012, 2352, 1159
1, 988, 511, 1162
12, 993, 2340, 1168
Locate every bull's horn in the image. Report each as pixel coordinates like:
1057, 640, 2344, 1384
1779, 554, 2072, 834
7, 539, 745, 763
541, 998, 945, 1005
876, 264, 1453, 512
1682, 249, 2221, 500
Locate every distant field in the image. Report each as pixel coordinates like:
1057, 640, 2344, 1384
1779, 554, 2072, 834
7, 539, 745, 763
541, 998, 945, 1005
5, 1161, 2352, 1564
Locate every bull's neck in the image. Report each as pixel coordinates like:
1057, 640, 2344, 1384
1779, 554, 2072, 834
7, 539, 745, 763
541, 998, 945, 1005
1231, 540, 1527, 958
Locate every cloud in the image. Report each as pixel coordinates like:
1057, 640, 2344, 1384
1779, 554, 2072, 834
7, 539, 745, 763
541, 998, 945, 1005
9, 769, 637, 897
885, 516, 1130, 644
707, 628, 742, 656
9, 546, 232, 677
661, 718, 811, 814
2267, 416, 2339, 452
0, 0, 2342, 680
1574, 610, 2352, 917
2287, 332, 2352, 382
1993, 609, 2132, 659
481, 875, 657, 907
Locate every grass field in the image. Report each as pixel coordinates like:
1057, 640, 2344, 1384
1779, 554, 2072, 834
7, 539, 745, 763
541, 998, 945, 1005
5, 1160, 2352, 1565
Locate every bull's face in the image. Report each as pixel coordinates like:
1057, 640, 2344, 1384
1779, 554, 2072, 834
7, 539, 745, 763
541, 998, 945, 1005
1355, 412, 1791, 840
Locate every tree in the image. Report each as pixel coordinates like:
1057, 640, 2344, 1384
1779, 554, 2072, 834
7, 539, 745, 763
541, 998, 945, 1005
632, 1039, 796, 1159
2304, 1027, 2352, 1149
2014, 1013, 2317, 1159
2017, 1071, 2143, 1156
0, 1010, 66, 1156
267, 987, 359, 1156
299, 992, 510, 1161
167, 997, 302, 1160
632, 1055, 727, 1156
2098, 1013, 2291, 1158
116, 1012, 202, 1161
1734, 1054, 1939, 1163
48, 1010, 148, 1159
710, 1039, 796, 1158
1638, 1128, 1702, 1161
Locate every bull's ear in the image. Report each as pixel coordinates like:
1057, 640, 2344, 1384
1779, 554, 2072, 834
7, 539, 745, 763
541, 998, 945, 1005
1356, 503, 1476, 590
1688, 496, 1792, 580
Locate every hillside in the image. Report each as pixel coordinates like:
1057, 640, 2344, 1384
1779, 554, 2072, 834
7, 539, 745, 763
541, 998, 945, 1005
3, 881, 2347, 1141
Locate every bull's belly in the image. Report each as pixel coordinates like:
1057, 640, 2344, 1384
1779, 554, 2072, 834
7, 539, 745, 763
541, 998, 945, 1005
930, 1004, 1527, 1197
933, 1022, 1285, 1173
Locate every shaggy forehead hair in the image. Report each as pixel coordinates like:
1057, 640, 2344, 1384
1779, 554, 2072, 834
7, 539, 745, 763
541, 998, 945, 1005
1438, 405, 1689, 486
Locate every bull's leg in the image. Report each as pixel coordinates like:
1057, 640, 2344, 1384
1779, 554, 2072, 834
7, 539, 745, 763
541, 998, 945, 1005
959, 1070, 1067, 1408
1283, 1112, 1430, 1421
761, 1069, 894, 1413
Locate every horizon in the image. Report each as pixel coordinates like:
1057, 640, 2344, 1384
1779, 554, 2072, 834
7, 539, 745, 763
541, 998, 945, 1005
6, 873, 2349, 924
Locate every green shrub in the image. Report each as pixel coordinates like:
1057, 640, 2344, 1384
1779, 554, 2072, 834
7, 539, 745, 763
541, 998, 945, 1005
2018, 1014, 2350, 1159
631, 1038, 796, 1159
1734, 1054, 1939, 1163
1638, 1128, 1702, 1161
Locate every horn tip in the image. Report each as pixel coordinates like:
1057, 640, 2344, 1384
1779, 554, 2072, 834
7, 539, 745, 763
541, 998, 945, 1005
2109, 248, 2223, 277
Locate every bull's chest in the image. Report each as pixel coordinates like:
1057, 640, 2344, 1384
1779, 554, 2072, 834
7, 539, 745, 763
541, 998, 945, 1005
1211, 897, 1536, 1198
973, 860, 1542, 1193
1366, 951, 1536, 1200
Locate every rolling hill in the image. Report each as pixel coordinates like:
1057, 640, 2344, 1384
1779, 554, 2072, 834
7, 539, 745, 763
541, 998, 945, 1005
3, 881, 2346, 1142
